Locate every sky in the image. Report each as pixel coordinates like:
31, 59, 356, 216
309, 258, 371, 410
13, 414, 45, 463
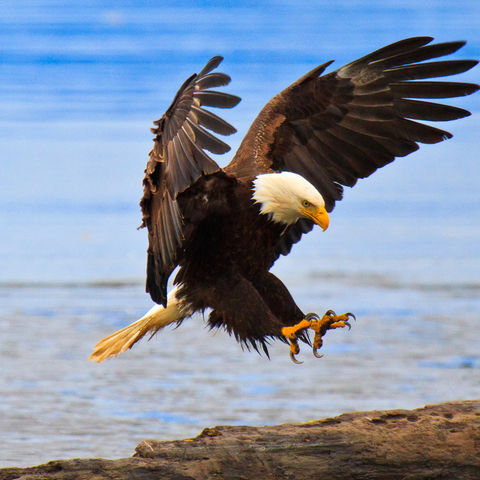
0, 0, 478, 282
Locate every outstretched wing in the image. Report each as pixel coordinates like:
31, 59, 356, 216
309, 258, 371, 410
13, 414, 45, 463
225, 37, 479, 257
140, 57, 241, 306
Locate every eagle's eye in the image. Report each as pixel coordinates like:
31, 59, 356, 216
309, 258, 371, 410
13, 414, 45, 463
302, 200, 311, 208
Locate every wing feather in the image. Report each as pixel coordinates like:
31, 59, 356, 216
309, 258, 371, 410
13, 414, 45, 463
225, 37, 478, 260
191, 105, 237, 135
342, 37, 433, 67
197, 56, 224, 76
395, 99, 471, 121
185, 116, 232, 154
391, 81, 479, 99
195, 72, 232, 90
373, 41, 467, 68
384, 60, 478, 81
140, 57, 240, 306
193, 90, 241, 108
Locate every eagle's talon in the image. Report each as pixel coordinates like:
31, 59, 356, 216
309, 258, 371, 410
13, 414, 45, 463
290, 351, 304, 364
283, 309, 354, 363
313, 348, 323, 358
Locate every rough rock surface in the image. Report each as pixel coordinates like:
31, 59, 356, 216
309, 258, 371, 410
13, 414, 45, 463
2, 400, 479, 480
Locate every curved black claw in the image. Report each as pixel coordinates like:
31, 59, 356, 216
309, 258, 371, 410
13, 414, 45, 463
305, 312, 320, 321
346, 312, 356, 321
325, 309, 336, 317
312, 348, 324, 359
290, 351, 304, 365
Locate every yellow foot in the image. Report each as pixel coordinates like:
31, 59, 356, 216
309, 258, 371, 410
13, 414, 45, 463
281, 310, 355, 364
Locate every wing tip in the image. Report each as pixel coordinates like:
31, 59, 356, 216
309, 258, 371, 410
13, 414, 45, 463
198, 56, 224, 76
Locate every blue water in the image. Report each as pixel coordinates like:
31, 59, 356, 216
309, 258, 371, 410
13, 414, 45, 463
1, 0, 479, 468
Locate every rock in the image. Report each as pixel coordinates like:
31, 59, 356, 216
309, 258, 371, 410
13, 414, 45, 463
2, 400, 479, 480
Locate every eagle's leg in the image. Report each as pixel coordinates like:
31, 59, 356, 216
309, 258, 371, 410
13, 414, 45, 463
282, 310, 355, 363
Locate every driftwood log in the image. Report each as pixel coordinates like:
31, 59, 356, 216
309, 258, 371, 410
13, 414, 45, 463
2, 400, 479, 480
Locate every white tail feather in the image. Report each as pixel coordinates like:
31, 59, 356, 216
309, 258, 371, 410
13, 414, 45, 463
89, 286, 192, 363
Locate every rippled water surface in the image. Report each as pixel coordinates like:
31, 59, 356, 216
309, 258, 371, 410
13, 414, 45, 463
1, 0, 479, 468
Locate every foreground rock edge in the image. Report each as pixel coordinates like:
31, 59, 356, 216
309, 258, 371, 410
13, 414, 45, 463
1, 400, 479, 480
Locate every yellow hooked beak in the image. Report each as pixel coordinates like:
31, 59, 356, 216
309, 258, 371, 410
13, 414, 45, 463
301, 206, 330, 231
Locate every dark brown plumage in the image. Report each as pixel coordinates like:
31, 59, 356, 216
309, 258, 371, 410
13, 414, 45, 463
90, 37, 478, 362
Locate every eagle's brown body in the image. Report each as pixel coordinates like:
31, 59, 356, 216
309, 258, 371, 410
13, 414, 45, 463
172, 173, 302, 351
90, 37, 478, 362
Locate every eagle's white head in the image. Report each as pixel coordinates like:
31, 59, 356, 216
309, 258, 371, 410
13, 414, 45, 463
252, 171, 330, 230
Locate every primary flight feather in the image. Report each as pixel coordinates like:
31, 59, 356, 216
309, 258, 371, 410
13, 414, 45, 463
90, 37, 478, 364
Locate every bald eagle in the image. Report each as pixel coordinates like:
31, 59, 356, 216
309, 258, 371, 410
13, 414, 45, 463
90, 37, 478, 364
